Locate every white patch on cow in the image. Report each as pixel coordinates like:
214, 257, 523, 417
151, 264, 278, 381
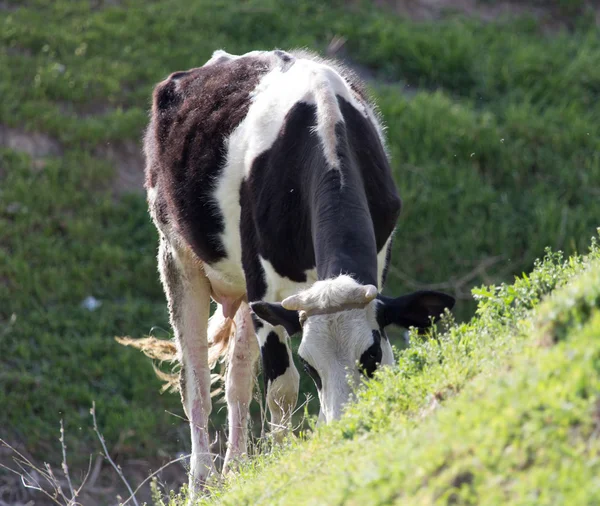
209, 125, 247, 294
146, 185, 157, 205
298, 298, 386, 421
278, 274, 396, 421
380, 325, 395, 366
258, 256, 317, 303
377, 235, 393, 289
203, 49, 236, 66
277, 275, 393, 421
203, 49, 266, 67
309, 67, 345, 170
202, 259, 246, 298
288, 49, 389, 158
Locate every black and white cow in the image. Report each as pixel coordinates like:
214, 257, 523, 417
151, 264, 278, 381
137, 48, 454, 498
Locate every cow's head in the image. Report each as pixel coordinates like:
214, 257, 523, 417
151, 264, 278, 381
251, 275, 455, 422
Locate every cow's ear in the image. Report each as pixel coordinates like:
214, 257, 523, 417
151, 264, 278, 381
250, 302, 302, 337
377, 291, 455, 329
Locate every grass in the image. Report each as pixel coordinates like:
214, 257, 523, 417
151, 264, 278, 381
0, 148, 182, 462
190, 233, 600, 505
1, 0, 599, 495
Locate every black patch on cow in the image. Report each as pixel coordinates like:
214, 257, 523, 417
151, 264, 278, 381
250, 301, 302, 337
359, 330, 383, 378
336, 96, 401, 252
242, 94, 401, 286
299, 357, 322, 390
244, 102, 318, 282
261, 331, 290, 389
154, 79, 182, 112
274, 50, 295, 72
147, 55, 272, 264
312, 125, 379, 285
251, 312, 264, 331
240, 181, 268, 300
376, 291, 456, 329
274, 49, 291, 62
310, 98, 401, 285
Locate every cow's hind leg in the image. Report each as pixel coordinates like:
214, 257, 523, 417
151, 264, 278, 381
158, 236, 213, 499
257, 324, 300, 437
222, 301, 260, 473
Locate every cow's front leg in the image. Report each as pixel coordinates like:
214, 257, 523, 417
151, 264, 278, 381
158, 237, 214, 501
223, 301, 260, 474
256, 323, 300, 438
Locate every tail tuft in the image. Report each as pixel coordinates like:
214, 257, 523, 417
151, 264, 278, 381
115, 303, 235, 396
116, 336, 179, 393
115, 336, 178, 361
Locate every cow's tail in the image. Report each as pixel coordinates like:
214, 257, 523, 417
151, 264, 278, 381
116, 304, 235, 397
115, 335, 180, 393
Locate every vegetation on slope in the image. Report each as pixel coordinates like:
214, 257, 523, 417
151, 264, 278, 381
192, 234, 600, 506
1, 0, 599, 501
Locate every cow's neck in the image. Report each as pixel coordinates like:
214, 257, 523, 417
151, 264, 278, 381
310, 166, 378, 286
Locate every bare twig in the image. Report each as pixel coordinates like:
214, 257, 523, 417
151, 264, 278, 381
164, 410, 189, 424
0, 454, 62, 506
59, 420, 76, 502
90, 402, 140, 506
119, 453, 191, 506
44, 462, 69, 504
74, 455, 93, 498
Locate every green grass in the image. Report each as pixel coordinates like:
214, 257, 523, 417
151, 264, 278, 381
189, 234, 600, 505
0, 148, 182, 462
1, 0, 599, 483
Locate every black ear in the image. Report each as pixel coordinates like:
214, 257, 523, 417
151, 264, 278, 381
377, 291, 455, 329
250, 301, 302, 337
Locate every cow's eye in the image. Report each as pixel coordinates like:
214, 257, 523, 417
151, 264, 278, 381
299, 357, 322, 390
359, 331, 383, 378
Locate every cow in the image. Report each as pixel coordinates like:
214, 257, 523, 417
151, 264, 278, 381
125, 48, 455, 499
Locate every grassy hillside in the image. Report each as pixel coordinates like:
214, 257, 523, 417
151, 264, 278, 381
1, 0, 599, 503
191, 233, 600, 505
